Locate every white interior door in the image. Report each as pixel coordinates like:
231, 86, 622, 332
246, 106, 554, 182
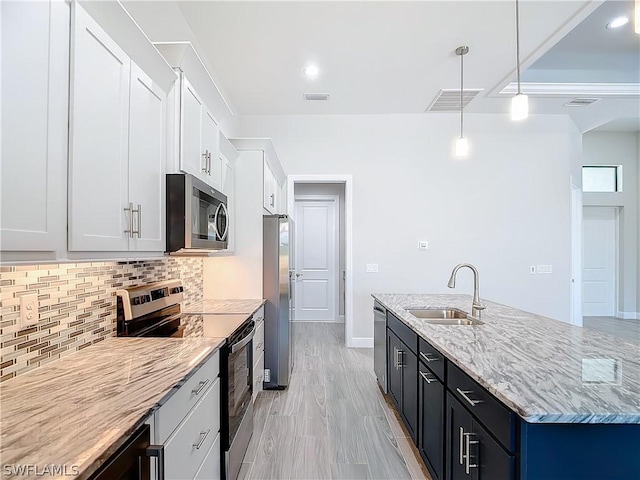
294, 197, 339, 321
582, 207, 617, 317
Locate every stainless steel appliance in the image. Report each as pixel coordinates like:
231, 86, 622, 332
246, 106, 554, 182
166, 173, 228, 254
116, 280, 185, 338
263, 214, 295, 389
90, 424, 164, 480
374, 300, 387, 393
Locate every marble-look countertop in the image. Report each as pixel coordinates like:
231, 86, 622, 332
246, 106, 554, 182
0, 336, 225, 479
373, 293, 640, 424
183, 298, 265, 315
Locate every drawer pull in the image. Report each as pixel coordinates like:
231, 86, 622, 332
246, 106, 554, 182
192, 379, 210, 396
459, 427, 465, 465
420, 371, 437, 384
193, 429, 211, 449
420, 351, 440, 363
456, 387, 482, 407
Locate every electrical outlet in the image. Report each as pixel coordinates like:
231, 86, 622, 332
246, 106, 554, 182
418, 241, 429, 250
366, 263, 379, 273
264, 369, 270, 383
529, 266, 536, 275
20, 293, 39, 328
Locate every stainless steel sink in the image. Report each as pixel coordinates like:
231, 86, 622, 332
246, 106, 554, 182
405, 308, 484, 325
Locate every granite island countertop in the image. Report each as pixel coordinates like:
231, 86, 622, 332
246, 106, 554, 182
183, 298, 265, 315
373, 293, 640, 424
0, 336, 225, 479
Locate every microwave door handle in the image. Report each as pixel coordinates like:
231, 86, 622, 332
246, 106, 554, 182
230, 324, 256, 353
212, 203, 222, 240
218, 203, 229, 241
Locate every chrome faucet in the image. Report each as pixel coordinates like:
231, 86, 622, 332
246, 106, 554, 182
447, 263, 485, 318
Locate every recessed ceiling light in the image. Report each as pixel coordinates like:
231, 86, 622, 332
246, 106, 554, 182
303, 65, 319, 77
606, 16, 629, 29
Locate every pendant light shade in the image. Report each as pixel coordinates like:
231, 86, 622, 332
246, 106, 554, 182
511, 0, 528, 120
454, 46, 469, 158
511, 93, 529, 121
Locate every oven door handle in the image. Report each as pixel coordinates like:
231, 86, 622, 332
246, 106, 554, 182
230, 324, 256, 353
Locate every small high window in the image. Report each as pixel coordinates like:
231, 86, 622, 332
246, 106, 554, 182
582, 166, 621, 193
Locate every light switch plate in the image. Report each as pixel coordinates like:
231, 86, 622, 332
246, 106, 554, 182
366, 263, 379, 273
537, 265, 553, 274
418, 241, 429, 250
20, 293, 39, 329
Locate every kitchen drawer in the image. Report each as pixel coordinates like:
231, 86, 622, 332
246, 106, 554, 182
194, 431, 221, 480
419, 337, 445, 382
387, 312, 417, 354
448, 362, 517, 452
156, 351, 219, 443
253, 318, 265, 361
164, 378, 220, 480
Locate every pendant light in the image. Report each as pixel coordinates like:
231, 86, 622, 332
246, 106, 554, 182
511, 0, 528, 120
455, 46, 469, 158
635, 0, 640, 34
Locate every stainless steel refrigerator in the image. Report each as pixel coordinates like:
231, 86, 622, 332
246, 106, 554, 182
263, 214, 295, 389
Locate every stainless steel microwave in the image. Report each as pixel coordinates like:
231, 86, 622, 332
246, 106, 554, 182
166, 174, 228, 253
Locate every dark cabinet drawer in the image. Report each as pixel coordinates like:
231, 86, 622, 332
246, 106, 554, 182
419, 337, 445, 381
448, 362, 517, 453
387, 311, 417, 354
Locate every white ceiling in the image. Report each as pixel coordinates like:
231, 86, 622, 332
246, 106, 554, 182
175, 0, 594, 115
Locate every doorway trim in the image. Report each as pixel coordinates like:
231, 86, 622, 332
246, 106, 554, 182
294, 194, 341, 323
570, 180, 583, 326
287, 175, 357, 347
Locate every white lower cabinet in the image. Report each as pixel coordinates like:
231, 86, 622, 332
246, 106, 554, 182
153, 351, 221, 480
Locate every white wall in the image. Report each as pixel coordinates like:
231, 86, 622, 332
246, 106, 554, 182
237, 113, 581, 339
294, 183, 346, 318
582, 131, 640, 318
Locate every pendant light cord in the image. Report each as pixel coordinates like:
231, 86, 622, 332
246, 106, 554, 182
460, 51, 464, 138
515, 0, 521, 95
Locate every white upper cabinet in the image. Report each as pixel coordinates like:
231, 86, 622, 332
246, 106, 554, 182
128, 64, 166, 252
69, 3, 167, 252
202, 108, 221, 189
0, 0, 69, 252
263, 162, 279, 214
180, 77, 206, 180
69, 4, 131, 252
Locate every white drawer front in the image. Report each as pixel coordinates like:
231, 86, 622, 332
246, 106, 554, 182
194, 431, 221, 480
164, 378, 220, 480
253, 319, 264, 361
156, 351, 219, 443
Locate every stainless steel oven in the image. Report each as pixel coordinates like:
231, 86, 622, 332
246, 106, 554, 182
221, 319, 255, 480
166, 173, 228, 254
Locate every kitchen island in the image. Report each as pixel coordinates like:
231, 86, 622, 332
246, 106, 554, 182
0, 336, 225, 479
373, 293, 640, 480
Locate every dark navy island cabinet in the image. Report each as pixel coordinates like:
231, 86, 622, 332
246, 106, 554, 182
380, 306, 640, 480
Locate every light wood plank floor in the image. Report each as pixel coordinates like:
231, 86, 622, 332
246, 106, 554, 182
583, 316, 640, 344
240, 322, 431, 480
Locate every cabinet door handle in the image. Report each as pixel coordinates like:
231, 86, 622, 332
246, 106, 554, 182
459, 426, 465, 465
464, 432, 479, 474
202, 150, 209, 173
146, 444, 165, 480
207, 152, 212, 175
270, 193, 275, 207
420, 371, 436, 384
420, 351, 439, 363
193, 429, 211, 449
131, 204, 141, 238
192, 378, 210, 395
392, 347, 398, 369
124, 202, 134, 237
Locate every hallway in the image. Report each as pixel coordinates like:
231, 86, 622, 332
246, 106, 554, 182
240, 323, 430, 480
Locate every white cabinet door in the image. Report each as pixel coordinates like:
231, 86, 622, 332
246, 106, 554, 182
194, 432, 221, 480
128, 63, 166, 252
202, 109, 221, 189
263, 161, 276, 213
1, 0, 69, 251
181, 77, 206, 180
69, 4, 130, 251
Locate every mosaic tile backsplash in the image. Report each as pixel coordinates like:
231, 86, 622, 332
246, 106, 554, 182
0, 258, 203, 383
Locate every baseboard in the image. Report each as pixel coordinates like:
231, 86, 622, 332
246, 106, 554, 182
349, 337, 374, 348
616, 311, 640, 320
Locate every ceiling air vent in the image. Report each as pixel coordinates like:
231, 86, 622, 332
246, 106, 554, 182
564, 98, 600, 107
304, 93, 330, 101
426, 89, 483, 112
